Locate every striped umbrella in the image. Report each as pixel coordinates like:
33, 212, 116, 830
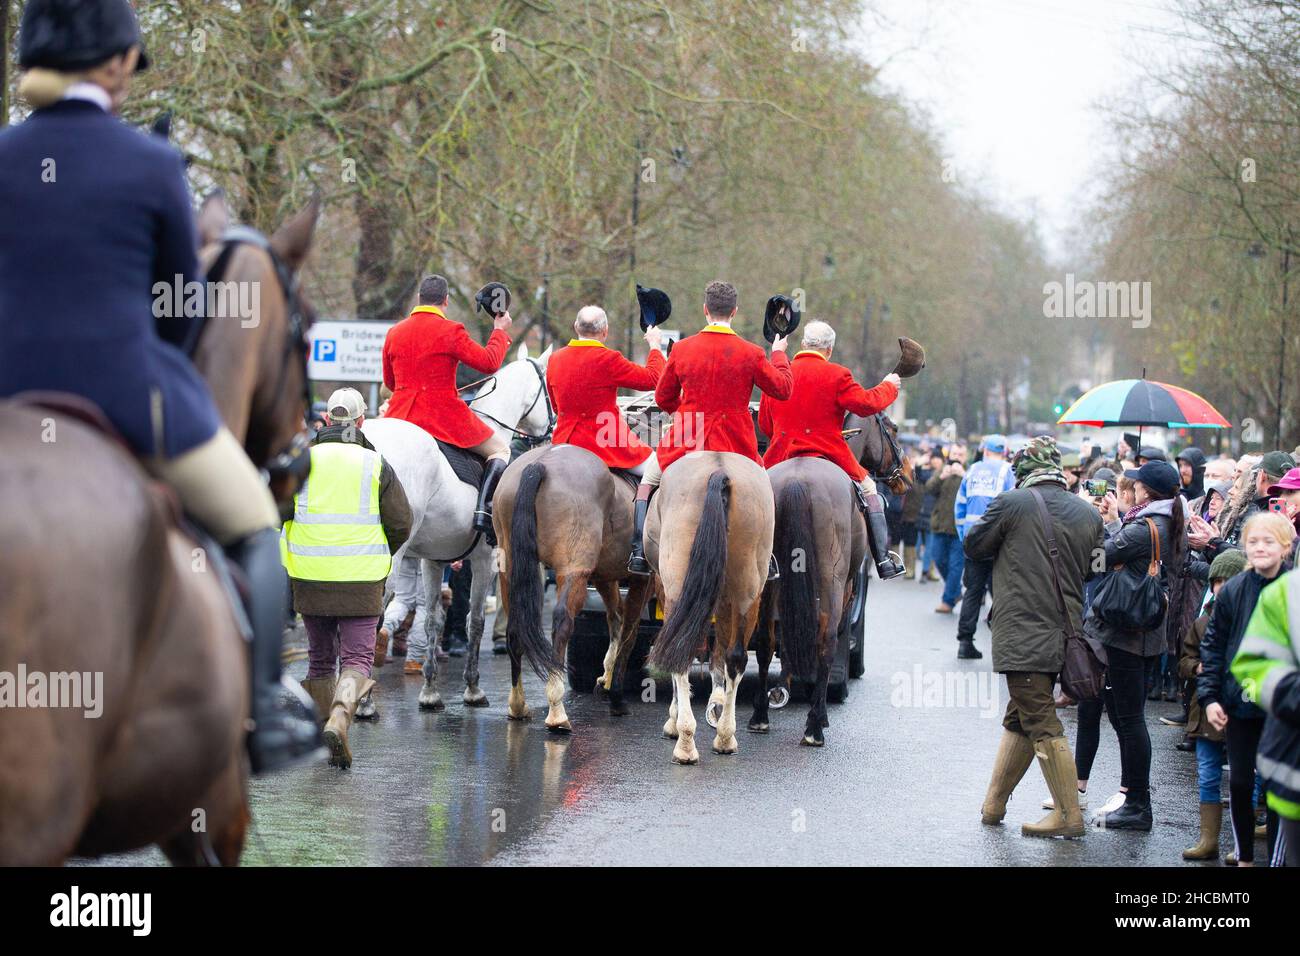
1057, 379, 1230, 429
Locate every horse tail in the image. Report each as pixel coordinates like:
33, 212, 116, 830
650, 469, 730, 674
507, 462, 558, 679
774, 478, 820, 681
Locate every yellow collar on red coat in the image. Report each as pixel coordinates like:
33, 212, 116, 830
411, 305, 446, 318
794, 350, 828, 361
567, 338, 606, 348
701, 324, 737, 335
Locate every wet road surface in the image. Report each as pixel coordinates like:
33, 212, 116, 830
79, 573, 1217, 866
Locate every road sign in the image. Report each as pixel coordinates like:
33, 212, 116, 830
306, 321, 395, 382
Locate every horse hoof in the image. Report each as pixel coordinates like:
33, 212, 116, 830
609, 701, 631, 717
594, 680, 610, 699
748, 721, 769, 734
463, 690, 490, 708
545, 721, 572, 734
801, 734, 825, 747
671, 748, 699, 765
507, 710, 532, 721
712, 737, 738, 755
418, 698, 445, 713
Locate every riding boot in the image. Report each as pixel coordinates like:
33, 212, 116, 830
627, 484, 654, 576
472, 458, 509, 546
228, 528, 324, 775
863, 492, 905, 579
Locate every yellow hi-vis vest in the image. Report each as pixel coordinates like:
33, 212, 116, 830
281, 441, 392, 582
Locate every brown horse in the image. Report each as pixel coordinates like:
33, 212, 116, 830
644, 451, 774, 764
747, 412, 913, 745
0, 198, 320, 866
749, 457, 867, 745
493, 444, 653, 731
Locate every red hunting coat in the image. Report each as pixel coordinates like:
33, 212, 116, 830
654, 324, 793, 471
547, 338, 666, 469
381, 305, 512, 448
758, 350, 898, 482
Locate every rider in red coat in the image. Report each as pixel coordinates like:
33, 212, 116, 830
628, 280, 792, 575
382, 275, 513, 535
757, 319, 904, 578
547, 305, 666, 471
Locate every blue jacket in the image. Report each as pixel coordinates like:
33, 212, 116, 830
0, 99, 218, 456
954, 457, 1015, 541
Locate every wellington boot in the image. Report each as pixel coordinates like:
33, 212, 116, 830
1022, 736, 1085, 838
300, 677, 336, 728
323, 668, 376, 770
1182, 802, 1222, 860
903, 544, 917, 579
981, 730, 1035, 824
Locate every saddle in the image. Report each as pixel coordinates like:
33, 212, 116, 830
437, 439, 485, 488
10, 392, 253, 638
9, 390, 133, 453
610, 468, 642, 494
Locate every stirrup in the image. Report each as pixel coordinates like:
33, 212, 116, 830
627, 551, 651, 576
876, 550, 905, 580
767, 554, 780, 582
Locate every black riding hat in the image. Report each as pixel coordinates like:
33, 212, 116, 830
636, 284, 671, 332
474, 282, 511, 318
19, 0, 150, 72
762, 294, 801, 344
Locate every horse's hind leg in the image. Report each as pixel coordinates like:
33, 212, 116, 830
160, 761, 248, 866
461, 545, 494, 707
501, 576, 531, 720
713, 600, 758, 756
546, 570, 590, 733
604, 576, 651, 717
594, 578, 624, 696
803, 612, 834, 747
662, 673, 679, 739
749, 586, 777, 733
418, 558, 446, 712
670, 672, 699, 765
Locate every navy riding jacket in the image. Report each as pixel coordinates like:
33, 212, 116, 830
0, 98, 219, 456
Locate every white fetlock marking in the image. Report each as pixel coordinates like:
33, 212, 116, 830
507, 681, 528, 718
544, 674, 569, 727
672, 673, 698, 762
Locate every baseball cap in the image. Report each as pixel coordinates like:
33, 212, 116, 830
1123, 460, 1181, 498
1260, 450, 1296, 479
982, 434, 1007, 454
327, 387, 367, 424
1266, 466, 1300, 496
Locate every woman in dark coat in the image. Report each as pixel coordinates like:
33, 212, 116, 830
1086, 460, 1186, 831
0, 0, 316, 773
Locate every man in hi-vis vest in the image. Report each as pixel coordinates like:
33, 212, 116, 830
281, 388, 412, 769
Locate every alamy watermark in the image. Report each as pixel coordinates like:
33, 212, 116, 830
1043, 274, 1151, 329
0, 664, 103, 718
890, 665, 1001, 719
152, 274, 262, 328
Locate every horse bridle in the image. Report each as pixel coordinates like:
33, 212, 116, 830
870, 412, 905, 486
203, 226, 313, 483
468, 358, 554, 448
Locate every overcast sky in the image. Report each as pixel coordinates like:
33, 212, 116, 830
854, 0, 1206, 263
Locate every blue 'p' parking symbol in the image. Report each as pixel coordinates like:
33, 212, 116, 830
313, 339, 337, 362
